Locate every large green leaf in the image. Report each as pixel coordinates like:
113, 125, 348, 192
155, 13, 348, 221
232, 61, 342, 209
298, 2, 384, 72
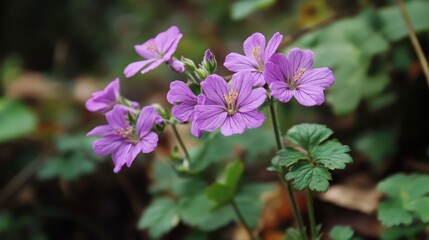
205, 160, 244, 208
285, 162, 331, 192
0, 98, 37, 143
378, 201, 413, 227
286, 124, 333, 153
312, 140, 352, 170
137, 198, 180, 238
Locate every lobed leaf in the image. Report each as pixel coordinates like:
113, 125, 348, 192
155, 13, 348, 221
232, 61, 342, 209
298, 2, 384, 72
285, 162, 331, 192
312, 140, 352, 170
286, 124, 333, 153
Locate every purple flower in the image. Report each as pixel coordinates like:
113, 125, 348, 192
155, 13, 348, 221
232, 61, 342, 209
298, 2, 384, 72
264, 48, 335, 106
87, 105, 162, 173
167, 80, 205, 137
85, 78, 139, 113
168, 59, 185, 73
194, 73, 266, 136
224, 32, 283, 86
124, 26, 182, 78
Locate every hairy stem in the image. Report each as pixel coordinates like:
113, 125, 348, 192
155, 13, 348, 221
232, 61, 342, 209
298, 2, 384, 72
231, 200, 259, 240
171, 124, 191, 163
307, 191, 316, 240
398, 0, 429, 88
269, 98, 308, 240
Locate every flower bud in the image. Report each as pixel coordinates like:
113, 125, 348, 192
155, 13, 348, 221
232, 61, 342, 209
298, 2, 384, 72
180, 56, 197, 72
195, 68, 209, 80
202, 49, 217, 74
168, 59, 185, 73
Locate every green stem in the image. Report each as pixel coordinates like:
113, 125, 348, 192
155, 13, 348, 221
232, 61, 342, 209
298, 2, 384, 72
398, 0, 429, 88
171, 124, 191, 163
186, 71, 199, 85
307, 191, 316, 240
231, 200, 259, 240
269, 98, 308, 240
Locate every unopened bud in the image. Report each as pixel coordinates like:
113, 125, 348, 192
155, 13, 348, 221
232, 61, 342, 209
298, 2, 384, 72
202, 49, 217, 74
168, 59, 185, 73
195, 68, 209, 80
181, 56, 196, 72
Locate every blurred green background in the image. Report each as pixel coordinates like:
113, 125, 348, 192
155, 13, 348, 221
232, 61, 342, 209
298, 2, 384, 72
0, 0, 428, 239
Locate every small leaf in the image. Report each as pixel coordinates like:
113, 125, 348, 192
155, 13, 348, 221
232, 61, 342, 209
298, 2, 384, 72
205, 160, 244, 207
377, 201, 413, 227
278, 148, 307, 167
230, 0, 275, 20
137, 198, 180, 238
285, 162, 331, 192
329, 225, 354, 240
0, 99, 37, 143
37, 155, 95, 181
286, 124, 333, 153
284, 227, 306, 240
312, 140, 352, 170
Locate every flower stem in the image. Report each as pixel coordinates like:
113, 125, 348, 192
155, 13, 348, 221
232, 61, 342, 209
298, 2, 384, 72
398, 0, 429, 88
171, 124, 191, 162
269, 98, 308, 240
307, 191, 316, 240
231, 199, 259, 240
186, 71, 199, 85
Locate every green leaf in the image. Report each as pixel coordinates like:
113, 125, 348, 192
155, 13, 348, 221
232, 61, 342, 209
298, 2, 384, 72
278, 148, 307, 167
378, 0, 429, 41
312, 140, 352, 170
284, 227, 306, 240
285, 162, 331, 192
286, 124, 333, 153
354, 129, 396, 171
137, 198, 180, 238
179, 194, 235, 231
378, 201, 413, 227
381, 224, 428, 240
230, 0, 275, 20
37, 155, 95, 181
205, 160, 244, 208
377, 174, 429, 199
0, 99, 37, 143
405, 197, 429, 223
329, 225, 354, 240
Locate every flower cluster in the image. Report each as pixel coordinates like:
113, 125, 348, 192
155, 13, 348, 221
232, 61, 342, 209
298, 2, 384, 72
86, 26, 335, 173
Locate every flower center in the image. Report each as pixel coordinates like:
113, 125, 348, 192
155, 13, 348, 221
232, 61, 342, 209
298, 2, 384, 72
224, 89, 239, 115
288, 68, 306, 89
116, 126, 140, 144
146, 43, 157, 52
251, 46, 264, 72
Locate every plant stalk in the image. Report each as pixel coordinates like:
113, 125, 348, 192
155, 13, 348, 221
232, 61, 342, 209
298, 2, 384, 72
307, 191, 316, 240
231, 200, 259, 240
398, 0, 429, 88
269, 98, 308, 240
171, 124, 191, 163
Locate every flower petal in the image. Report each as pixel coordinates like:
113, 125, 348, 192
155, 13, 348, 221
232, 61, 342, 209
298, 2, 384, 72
172, 104, 195, 122
264, 32, 283, 61
237, 110, 266, 128
238, 87, 266, 112
194, 105, 227, 132
112, 143, 133, 173
93, 136, 123, 156
264, 53, 289, 84
298, 67, 335, 89
293, 87, 324, 106
287, 48, 314, 77
221, 115, 246, 136
87, 125, 113, 136
191, 120, 203, 138
166, 80, 197, 104
140, 59, 164, 75
85, 78, 120, 112
106, 105, 130, 129
224, 53, 258, 72
135, 39, 158, 59
136, 106, 161, 136
232, 72, 266, 112
243, 32, 266, 58
140, 131, 158, 153
124, 59, 156, 78
269, 81, 294, 103
200, 74, 229, 105
155, 26, 182, 58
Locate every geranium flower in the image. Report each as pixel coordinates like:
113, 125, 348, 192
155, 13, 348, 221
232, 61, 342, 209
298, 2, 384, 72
124, 26, 182, 78
264, 48, 335, 106
167, 80, 205, 137
194, 73, 266, 136
224, 32, 283, 86
85, 78, 139, 113
87, 105, 162, 173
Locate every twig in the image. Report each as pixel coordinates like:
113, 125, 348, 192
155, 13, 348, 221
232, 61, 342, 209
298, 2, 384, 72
397, 0, 429, 88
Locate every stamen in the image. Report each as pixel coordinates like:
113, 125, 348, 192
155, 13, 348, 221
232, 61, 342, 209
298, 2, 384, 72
224, 89, 239, 115
251, 46, 261, 59
116, 126, 139, 144
293, 68, 306, 81
146, 43, 156, 51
